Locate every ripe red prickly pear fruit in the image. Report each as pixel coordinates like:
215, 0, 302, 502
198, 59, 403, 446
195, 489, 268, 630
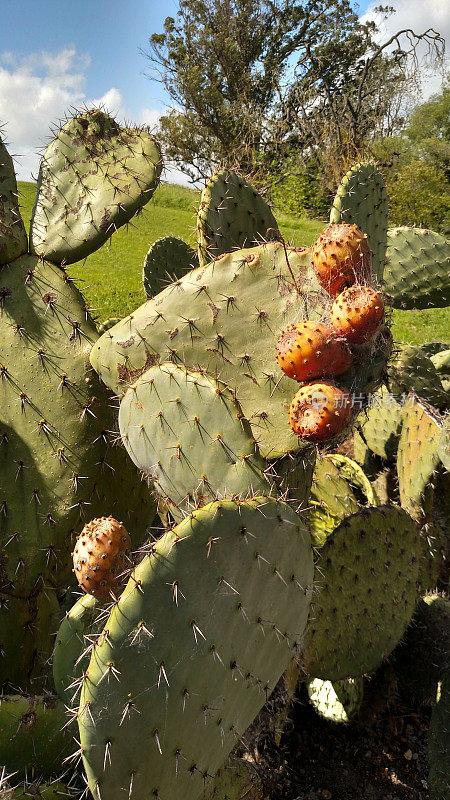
289, 381, 353, 442
311, 223, 372, 296
330, 285, 385, 344
276, 321, 352, 382
72, 517, 132, 599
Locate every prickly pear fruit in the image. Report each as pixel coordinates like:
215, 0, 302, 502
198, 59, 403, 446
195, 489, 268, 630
276, 322, 352, 381
330, 286, 385, 344
289, 381, 352, 442
311, 223, 372, 296
72, 517, 132, 599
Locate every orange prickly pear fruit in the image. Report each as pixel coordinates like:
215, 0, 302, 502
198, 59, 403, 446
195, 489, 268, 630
72, 516, 132, 599
311, 223, 372, 296
330, 285, 385, 344
276, 321, 351, 381
289, 381, 353, 442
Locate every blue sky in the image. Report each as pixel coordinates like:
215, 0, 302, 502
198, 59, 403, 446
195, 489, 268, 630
0, 0, 447, 182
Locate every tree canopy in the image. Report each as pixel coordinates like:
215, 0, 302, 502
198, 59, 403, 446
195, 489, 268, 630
146, 0, 444, 187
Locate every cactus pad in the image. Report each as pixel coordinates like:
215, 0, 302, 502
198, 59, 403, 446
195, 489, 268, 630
397, 397, 443, 518
0, 256, 154, 686
0, 136, 28, 264
197, 171, 280, 266
143, 236, 199, 298
309, 455, 365, 545
91, 242, 390, 459
119, 362, 270, 516
307, 676, 364, 723
394, 594, 450, 707
330, 164, 388, 282
356, 390, 403, 460
0, 694, 72, 777
383, 227, 450, 310
53, 593, 99, 705
388, 344, 447, 410
428, 673, 450, 800
29, 109, 162, 265
302, 505, 421, 680
78, 497, 313, 800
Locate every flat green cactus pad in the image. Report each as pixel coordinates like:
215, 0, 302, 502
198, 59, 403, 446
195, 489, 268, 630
309, 456, 364, 546
383, 227, 450, 310
6, 781, 76, 799
438, 416, 450, 471
79, 497, 313, 800
143, 236, 199, 298
356, 390, 403, 460
29, 109, 162, 265
330, 163, 388, 282
91, 242, 390, 459
0, 136, 28, 264
0, 588, 60, 690
394, 594, 450, 707
428, 673, 450, 800
397, 396, 443, 518
0, 255, 154, 687
388, 345, 447, 410
302, 505, 421, 680
197, 171, 280, 266
431, 348, 450, 381
0, 694, 72, 777
203, 758, 265, 800
0, 255, 154, 595
307, 676, 364, 723
119, 362, 270, 516
53, 593, 99, 706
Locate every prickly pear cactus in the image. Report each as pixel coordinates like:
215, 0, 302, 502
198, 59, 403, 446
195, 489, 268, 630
78, 497, 314, 800
197, 171, 280, 266
383, 227, 450, 310
91, 242, 391, 460
119, 362, 271, 518
393, 594, 450, 707
1, 779, 77, 799
0, 109, 161, 689
397, 396, 443, 519
330, 163, 388, 282
309, 454, 377, 545
307, 676, 364, 723
0, 694, 72, 777
302, 505, 421, 680
0, 138, 28, 264
53, 593, 99, 705
29, 109, 162, 265
143, 236, 198, 298
428, 673, 450, 800
388, 344, 447, 410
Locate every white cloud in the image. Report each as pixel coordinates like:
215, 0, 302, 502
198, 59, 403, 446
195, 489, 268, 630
0, 48, 186, 184
360, 0, 449, 101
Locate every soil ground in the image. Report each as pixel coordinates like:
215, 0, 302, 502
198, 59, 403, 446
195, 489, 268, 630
269, 673, 433, 800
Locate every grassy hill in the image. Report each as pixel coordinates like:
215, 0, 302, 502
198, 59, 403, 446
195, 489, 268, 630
18, 181, 449, 344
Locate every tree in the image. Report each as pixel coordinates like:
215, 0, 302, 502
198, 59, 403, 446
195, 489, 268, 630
405, 80, 450, 178
370, 82, 450, 233
146, 0, 373, 181
146, 0, 444, 191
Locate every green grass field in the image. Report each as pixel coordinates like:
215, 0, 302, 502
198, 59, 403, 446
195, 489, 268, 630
18, 181, 449, 345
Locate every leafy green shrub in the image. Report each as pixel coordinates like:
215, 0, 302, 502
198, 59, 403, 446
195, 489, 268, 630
387, 159, 450, 234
